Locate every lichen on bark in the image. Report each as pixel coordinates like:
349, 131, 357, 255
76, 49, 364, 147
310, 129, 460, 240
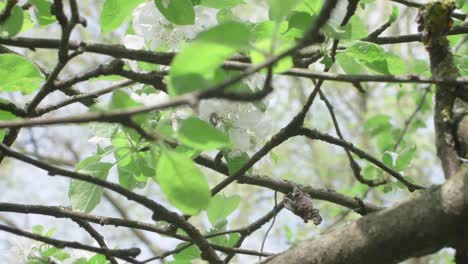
417, 0, 466, 178
417, 1, 468, 262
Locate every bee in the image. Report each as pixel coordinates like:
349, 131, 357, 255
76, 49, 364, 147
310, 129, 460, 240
209, 112, 224, 126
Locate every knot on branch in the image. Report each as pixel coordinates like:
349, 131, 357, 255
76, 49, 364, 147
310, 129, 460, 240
416, 0, 455, 48
284, 187, 322, 225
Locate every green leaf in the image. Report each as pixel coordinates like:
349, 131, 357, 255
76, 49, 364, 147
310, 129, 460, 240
336, 53, 365, 74
341, 15, 368, 40
41, 247, 70, 261
322, 23, 348, 39
110, 90, 140, 109
73, 258, 88, 264
382, 184, 393, 193
155, 150, 211, 214
382, 151, 396, 168
200, 0, 244, 9
389, 6, 399, 23
394, 145, 416, 171
0, 54, 44, 94
344, 41, 406, 75
100, 0, 145, 32
168, 21, 250, 95
154, 0, 195, 25
287, 11, 315, 32
226, 151, 250, 176
0, 109, 18, 141
88, 254, 108, 264
206, 194, 241, 226
376, 130, 396, 152
364, 114, 392, 135
69, 157, 112, 213
268, 0, 302, 21
0, 4, 23, 36
30, 0, 56, 26
410, 59, 430, 76
115, 150, 152, 190
252, 21, 288, 41
178, 117, 232, 150
173, 243, 201, 261
251, 38, 294, 73
32, 225, 44, 235
294, 0, 322, 15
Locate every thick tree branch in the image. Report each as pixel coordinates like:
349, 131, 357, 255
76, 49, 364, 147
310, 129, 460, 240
262, 169, 468, 264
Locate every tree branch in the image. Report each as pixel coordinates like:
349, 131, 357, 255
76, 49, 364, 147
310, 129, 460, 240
262, 169, 468, 264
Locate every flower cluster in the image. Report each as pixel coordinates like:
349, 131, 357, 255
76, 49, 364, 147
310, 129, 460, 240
199, 100, 271, 152
122, 2, 273, 152
124, 2, 217, 51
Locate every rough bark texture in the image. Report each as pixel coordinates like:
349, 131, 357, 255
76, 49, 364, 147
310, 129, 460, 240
417, 2, 468, 262
263, 169, 468, 264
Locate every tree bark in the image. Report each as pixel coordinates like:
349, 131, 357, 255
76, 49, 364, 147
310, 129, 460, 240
263, 169, 468, 264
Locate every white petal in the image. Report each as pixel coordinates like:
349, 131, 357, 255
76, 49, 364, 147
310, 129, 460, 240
232, 1, 269, 23
132, 2, 161, 39
131, 92, 170, 106
199, 100, 225, 122
230, 128, 251, 152
123, 35, 145, 50
88, 136, 110, 145
237, 108, 263, 129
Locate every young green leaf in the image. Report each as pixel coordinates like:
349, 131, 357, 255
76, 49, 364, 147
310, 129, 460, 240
0, 4, 23, 36
0, 109, 17, 141
268, 0, 302, 22
344, 41, 406, 75
69, 158, 112, 213
0, 54, 44, 94
206, 194, 241, 226
389, 6, 399, 23
336, 53, 365, 74
173, 243, 201, 261
226, 151, 251, 176
251, 38, 294, 73
100, 0, 145, 33
394, 145, 416, 171
155, 150, 211, 215
168, 21, 250, 95
117, 152, 152, 190
40, 247, 70, 261
363, 114, 392, 135
341, 15, 369, 41
29, 0, 56, 26
287, 12, 315, 32
88, 254, 108, 264
178, 117, 232, 150
382, 151, 396, 168
154, 0, 195, 25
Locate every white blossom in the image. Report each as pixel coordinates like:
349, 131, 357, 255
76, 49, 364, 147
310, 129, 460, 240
199, 100, 271, 152
130, 91, 170, 106
130, 2, 217, 50
123, 34, 145, 50
231, 0, 269, 23
4, 237, 35, 264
